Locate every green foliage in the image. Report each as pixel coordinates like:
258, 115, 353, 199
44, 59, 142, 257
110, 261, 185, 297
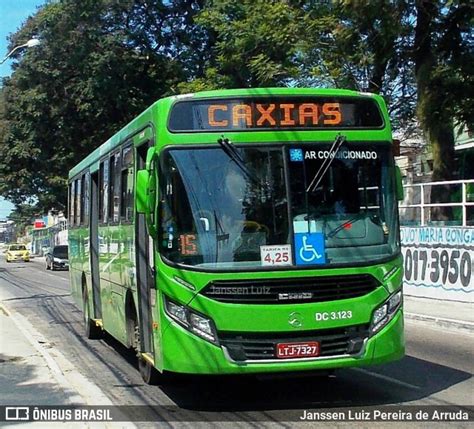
300, 0, 415, 129
0, 0, 184, 211
6, 203, 40, 237
414, 0, 473, 180
179, 0, 305, 90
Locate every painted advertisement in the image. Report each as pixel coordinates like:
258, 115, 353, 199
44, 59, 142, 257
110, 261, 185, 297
400, 226, 474, 302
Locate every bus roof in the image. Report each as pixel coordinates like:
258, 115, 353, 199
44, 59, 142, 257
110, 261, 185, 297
180, 87, 377, 99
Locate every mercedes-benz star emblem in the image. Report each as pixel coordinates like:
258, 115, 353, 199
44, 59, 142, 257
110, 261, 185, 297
288, 311, 303, 328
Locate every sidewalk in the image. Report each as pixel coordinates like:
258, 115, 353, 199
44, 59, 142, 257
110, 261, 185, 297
0, 305, 84, 406
404, 295, 473, 332
0, 302, 114, 408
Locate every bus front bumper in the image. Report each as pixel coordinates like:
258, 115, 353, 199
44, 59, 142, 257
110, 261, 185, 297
161, 310, 404, 375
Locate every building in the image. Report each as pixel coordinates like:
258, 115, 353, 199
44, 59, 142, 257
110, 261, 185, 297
454, 125, 474, 180
0, 220, 15, 243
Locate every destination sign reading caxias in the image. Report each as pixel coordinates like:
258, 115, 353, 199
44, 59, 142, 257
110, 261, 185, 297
207, 102, 341, 127
168, 97, 383, 131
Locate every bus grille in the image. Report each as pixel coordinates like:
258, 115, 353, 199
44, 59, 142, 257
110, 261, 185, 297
219, 325, 369, 361
201, 274, 380, 304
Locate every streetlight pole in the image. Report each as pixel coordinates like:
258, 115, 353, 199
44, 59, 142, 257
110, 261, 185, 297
0, 38, 40, 65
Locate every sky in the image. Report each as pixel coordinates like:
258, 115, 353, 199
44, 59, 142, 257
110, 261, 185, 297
0, 0, 46, 220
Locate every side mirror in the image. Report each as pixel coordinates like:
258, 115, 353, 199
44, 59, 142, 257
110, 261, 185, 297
395, 166, 404, 201
136, 146, 158, 237
146, 167, 157, 237
136, 170, 149, 214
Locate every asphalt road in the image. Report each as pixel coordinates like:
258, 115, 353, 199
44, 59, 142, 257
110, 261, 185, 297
0, 257, 472, 426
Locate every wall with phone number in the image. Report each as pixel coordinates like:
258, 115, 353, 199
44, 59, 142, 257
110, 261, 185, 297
400, 226, 474, 302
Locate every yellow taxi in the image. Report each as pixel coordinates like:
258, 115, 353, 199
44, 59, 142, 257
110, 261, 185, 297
5, 244, 30, 262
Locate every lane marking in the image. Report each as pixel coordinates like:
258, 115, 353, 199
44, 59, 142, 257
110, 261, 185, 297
353, 368, 421, 390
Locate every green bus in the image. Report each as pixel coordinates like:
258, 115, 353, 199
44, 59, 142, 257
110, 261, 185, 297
68, 88, 405, 383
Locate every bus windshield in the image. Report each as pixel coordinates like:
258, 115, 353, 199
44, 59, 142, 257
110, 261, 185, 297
159, 143, 399, 270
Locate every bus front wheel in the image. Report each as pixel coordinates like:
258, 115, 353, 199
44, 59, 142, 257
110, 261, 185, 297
82, 290, 102, 340
138, 355, 161, 385
134, 323, 161, 385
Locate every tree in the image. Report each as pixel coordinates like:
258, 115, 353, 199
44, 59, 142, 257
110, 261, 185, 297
414, 0, 473, 182
178, 0, 306, 91
0, 0, 184, 211
186, 0, 418, 128
6, 203, 39, 238
299, 0, 416, 130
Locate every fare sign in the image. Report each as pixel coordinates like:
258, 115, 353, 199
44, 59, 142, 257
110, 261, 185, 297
260, 244, 292, 267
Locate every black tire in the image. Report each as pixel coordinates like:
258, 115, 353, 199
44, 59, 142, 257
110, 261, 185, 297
82, 290, 102, 339
138, 355, 161, 385
132, 319, 161, 385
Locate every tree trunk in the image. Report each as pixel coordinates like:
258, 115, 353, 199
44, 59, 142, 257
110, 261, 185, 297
414, 0, 455, 223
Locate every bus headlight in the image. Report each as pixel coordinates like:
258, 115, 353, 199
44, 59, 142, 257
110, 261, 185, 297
166, 299, 188, 325
189, 313, 215, 342
370, 290, 402, 336
164, 296, 218, 345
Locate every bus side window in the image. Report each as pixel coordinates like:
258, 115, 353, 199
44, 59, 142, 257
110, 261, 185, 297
80, 174, 86, 225
121, 145, 134, 222
75, 178, 81, 227
99, 160, 109, 223
109, 152, 121, 223
69, 183, 75, 227
83, 172, 90, 226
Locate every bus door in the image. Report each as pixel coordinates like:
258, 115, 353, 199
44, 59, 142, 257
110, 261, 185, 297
90, 170, 102, 319
135, 142, 154, 354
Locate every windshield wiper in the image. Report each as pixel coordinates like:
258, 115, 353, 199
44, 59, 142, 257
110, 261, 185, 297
306, 134, 346, 193
217, 136, 262, 186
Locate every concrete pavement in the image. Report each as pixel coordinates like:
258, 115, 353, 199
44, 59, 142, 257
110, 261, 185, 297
0, 304, 82, 406
1, 291, 471, 409
0, 301, 114, 408
404, 295, 473, 332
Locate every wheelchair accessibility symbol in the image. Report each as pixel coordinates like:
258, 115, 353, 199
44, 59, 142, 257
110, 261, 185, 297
294, 233, 326, 265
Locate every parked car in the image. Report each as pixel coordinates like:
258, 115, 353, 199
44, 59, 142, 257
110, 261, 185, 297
45, 245, 69, 271
4, 243, 30, 262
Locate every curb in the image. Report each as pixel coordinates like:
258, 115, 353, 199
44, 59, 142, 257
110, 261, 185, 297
0, 303, 115, 406
405, 312, 474, 332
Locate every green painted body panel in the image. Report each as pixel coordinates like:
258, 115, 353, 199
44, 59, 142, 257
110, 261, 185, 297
68, 88, 403, 375
160, 309, 404, 374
